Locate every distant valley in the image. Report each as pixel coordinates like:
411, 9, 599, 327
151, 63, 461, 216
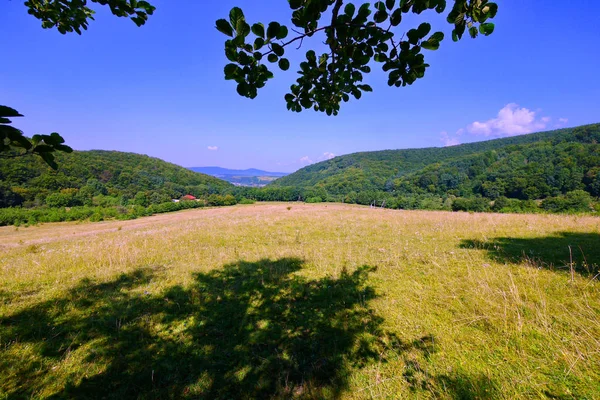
189, 167, 289, 187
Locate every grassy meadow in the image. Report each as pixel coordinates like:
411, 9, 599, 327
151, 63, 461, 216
1, 203, 599, 399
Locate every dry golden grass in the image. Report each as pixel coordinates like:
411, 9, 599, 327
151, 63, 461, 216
1, 203, 599, 399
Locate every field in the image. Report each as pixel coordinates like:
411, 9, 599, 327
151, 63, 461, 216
1, 203, 599, 399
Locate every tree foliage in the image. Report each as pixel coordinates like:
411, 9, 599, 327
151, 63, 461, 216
218, 0, 498, 115
24, 0, 155, 34
0, 150, 231, 209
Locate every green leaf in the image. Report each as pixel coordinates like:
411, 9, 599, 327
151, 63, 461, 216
267, 21, 281, 40
0, 105, 23, 118
390, 9, 402, 26
278, 58, 290, 71
407, 29, 419, 44
469, 26, 478, 38
267, 53, 279, 63
373, 10, 388, 23
479, 23, 495, 36
236, 82, 250, 97
39, 152, 58, 170
421, 41, 439, 50
251, 23, 265, 38
386, 0, 395, 10
435, 0, 446, 13
484, 3, 498, 18
429, 31, 444, 42
32, 144, 54, 153
357, 3, 372, 21
229, 7, 245, 31
276, 25, 288, 40
271, 43, 284, 56
344, 3, 356, 17
54, 144, 73, 153
254, 37, 265, 50
224, 63, 241, 79
237, 21, 251, 37
417, 22, 431, 38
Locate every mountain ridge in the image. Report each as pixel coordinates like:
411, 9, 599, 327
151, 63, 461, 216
270, 123, 600, 202
190, 166, 289, 177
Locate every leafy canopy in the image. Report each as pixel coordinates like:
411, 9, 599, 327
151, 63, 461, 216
217, 0, 498, 115
24, 0, 155, 34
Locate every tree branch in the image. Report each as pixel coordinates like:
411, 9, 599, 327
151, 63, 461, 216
261, 26, 330, 57
329, 0, 344, 83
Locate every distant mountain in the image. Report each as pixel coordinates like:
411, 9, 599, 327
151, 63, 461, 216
190, 167, 289, 177
189, 167, 289, 187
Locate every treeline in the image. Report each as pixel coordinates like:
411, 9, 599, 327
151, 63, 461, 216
3, 182, 595, 227
232, 186, 598, 214
0, 194, 241, 227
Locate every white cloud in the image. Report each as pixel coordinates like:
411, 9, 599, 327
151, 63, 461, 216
207, 146, 218, 151
558, 118, 569, 124
440, 131, 461, 147
320, 152, 335, 160
467, 103, 549, 137
299, 156, 313, 164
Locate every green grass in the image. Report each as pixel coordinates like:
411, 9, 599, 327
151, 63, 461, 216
1, 203, 599, 399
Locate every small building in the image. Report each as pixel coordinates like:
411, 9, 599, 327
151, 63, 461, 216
181, 194, 197, 201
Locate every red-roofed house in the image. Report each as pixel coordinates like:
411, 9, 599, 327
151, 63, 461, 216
181, 195, 197, 201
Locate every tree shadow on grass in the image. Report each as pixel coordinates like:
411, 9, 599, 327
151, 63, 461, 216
459, 232, 600, 276
1, 259, 378, 399
1, 258, 498, 399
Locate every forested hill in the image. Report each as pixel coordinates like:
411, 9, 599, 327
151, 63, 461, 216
271, 124, 600, 200
0, 150, 231, 207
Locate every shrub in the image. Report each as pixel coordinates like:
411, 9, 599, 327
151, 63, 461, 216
305, 197, 322, 203
452, 197, 490, 212
541, 190, 593, 213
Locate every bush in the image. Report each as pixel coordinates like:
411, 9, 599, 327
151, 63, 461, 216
541, 190, 593, 213
452, 197, 490, 212
305, 197, 322, 203
238, 198, 255, 204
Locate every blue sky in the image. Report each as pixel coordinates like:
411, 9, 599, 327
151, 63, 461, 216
2, 1, 599, 172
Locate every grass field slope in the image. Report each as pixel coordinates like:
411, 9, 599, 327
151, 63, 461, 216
272, 124, 600, 200
1, 203, 599, 398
